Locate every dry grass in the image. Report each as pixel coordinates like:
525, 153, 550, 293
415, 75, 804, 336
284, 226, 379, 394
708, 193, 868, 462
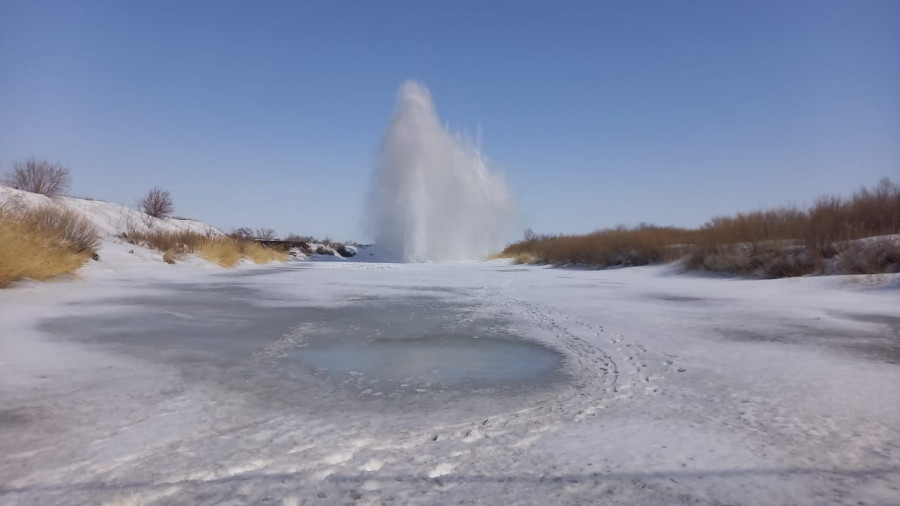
500, 178, 900, 277
241, 240, 289, 264
122, 228, 205, 253
195, 237, 287, 267
162, 249, 180, 264
0, 205, 98, 287
502, 225, 691, 268
123, 229, 287, 267
22, 205, 101, 253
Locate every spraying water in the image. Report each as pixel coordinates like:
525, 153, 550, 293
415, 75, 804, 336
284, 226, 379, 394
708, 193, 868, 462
366, 81, 512, 262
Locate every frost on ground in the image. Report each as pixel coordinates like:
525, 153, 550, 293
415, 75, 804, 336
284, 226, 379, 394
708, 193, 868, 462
1, 259, 899, 505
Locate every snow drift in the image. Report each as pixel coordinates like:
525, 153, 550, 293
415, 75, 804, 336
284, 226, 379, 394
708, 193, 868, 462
0, 186, 220, 239
366, 81, 512, 262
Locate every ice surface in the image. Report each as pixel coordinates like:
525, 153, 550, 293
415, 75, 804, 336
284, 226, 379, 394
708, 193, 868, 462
295, 334, 562, 389
2, 260, 900, 505
36, 275, 565, 397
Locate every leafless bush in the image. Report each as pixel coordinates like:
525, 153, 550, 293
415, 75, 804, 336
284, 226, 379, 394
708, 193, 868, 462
254, 228, 277, 241
139, 187, 174, 219
5, 158, 71, 197
501, 178, 899, 277
228, 227, 277, 240
684, 243, 822, 278
834, 238, 900, 275
501, 225, 690, 267
228, 227, 254, 240
284, 233, 314, 243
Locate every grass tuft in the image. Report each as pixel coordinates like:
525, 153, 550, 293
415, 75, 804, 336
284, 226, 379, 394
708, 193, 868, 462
0, 204, 99, 287
123, 229, 287, 267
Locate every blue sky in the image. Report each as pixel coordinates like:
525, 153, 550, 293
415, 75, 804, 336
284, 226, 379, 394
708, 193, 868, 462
1, 1, 898, 240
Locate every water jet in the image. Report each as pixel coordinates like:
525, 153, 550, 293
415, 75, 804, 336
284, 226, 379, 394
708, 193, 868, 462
366, 81, 512, 262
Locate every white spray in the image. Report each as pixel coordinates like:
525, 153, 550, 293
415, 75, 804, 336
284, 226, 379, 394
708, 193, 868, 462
366, 81, 512, 262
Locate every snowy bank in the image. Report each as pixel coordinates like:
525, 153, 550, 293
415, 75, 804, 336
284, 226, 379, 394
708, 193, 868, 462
0, 186, 220, 238
0, 186, 291, 279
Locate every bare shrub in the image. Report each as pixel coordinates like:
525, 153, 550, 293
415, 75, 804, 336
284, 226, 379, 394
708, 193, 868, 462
5, 158, 71, 197
284, 234, 314, 243
228, 227, 254, 239
139, 187, 174, 219
228, 227, 278, 241
501, 178, 900, 277
254, 227, 277, 241
685, 243, 822, 278
501, 225, 691, 267
835, 238, 900, 275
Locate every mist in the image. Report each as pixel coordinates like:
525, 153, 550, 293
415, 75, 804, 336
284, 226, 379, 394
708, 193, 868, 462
366, 81, 513, 262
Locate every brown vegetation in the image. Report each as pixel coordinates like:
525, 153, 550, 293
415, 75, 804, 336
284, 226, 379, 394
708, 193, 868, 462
138, 187, 175, 219
4, 158, 71, 197
229, 227, 255, 239
254, 228, 277, 241
228, 227, 279, 241
196, 237, 286, 267
501, 179, 900, 277
503, 225, 691, 268
0, 204, 99, 287
122, 229, 287, 267
24, 205, 101, 253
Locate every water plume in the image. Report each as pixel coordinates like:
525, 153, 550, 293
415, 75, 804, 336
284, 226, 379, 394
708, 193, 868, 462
366, 81, 512, 262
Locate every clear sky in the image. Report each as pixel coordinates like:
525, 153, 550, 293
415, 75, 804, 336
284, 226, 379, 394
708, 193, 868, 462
1, 1, 898, 241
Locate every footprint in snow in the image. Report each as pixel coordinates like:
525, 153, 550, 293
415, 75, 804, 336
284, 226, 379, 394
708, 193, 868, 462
359, 459, 384, 472
428, 463, 455, 478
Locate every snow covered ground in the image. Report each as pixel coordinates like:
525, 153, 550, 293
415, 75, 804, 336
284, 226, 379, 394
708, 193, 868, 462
0, 186, 220, 239
1, 258, 899, 505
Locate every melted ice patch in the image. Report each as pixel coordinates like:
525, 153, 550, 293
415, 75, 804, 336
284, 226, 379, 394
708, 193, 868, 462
294, 334, 561, 389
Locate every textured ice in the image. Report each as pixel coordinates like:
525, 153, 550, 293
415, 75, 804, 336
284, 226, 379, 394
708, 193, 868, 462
295, 334, 561, 388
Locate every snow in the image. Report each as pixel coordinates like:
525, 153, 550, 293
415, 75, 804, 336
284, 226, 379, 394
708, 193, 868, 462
1, 256, 899, 505
0, 186, 283, 274
0, 186, 220, 238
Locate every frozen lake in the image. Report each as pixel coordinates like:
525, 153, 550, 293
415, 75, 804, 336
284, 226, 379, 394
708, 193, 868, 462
34, 272, 567, 414
2, 260, 899, 505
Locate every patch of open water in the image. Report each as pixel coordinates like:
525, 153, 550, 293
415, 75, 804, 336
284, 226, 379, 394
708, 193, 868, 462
295, 333, 561, 389
38, 277, 568, 405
